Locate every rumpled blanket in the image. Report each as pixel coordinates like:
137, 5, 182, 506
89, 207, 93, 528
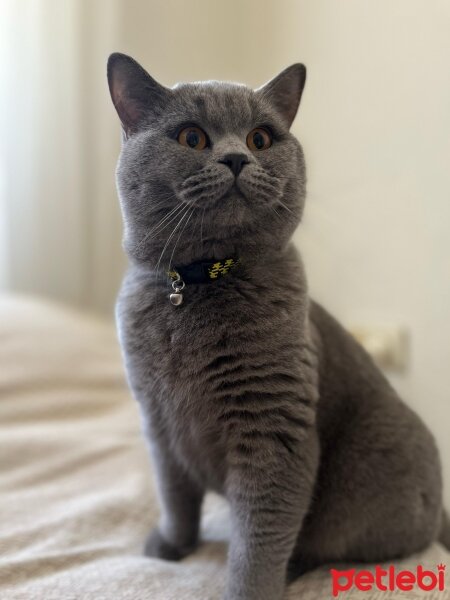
0, 294, 448, 599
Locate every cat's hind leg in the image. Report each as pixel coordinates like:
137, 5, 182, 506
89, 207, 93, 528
288, 399, 443, 576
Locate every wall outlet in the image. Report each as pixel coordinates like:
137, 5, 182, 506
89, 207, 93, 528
348, 325, 409, 372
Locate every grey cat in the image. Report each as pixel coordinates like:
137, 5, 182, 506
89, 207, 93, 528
107, 53, 449, 600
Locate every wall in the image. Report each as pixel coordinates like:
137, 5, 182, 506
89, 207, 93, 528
0, 0, 127, 311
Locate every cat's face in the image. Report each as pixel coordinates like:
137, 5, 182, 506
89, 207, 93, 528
108, 53, 307, 268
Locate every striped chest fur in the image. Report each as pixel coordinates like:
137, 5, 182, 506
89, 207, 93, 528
117, 262, 319, 492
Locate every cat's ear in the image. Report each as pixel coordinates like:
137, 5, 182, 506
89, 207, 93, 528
107, 53, 171, 138
256, 64, 306, 128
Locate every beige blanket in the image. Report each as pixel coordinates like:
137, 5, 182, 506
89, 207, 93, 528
0, 295, 448, 599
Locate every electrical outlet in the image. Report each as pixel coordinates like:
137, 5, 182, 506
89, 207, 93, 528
348, 325, 409, 372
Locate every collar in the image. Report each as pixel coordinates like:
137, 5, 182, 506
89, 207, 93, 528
167, 257, 241, 306
168, 257, 241, 285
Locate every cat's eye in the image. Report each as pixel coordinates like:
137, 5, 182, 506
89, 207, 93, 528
177, 126, 207, 150
246, 128, 272, 151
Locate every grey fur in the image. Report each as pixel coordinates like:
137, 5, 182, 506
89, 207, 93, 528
108, 53, 447, 600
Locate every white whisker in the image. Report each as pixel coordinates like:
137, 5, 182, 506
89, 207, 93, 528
168, 207, 195, 272
200, 207, 206, 246
277, 200, 295, 215
135, 202, 186, 256
155, 205, 192, 280
270, 206, 282, 220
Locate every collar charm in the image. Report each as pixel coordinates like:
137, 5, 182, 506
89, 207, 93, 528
167, 257, 240, 306
169, 276, 185, 306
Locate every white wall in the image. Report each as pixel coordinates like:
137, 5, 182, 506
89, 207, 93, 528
0, 0, 126, 313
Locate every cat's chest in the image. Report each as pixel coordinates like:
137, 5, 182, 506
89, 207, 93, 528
118, 276, 312, 487
154, 287, 292, 357
118, 266, 309, 401
122, 279, 300, 392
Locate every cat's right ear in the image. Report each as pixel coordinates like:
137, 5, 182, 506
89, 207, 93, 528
107, 53, 171, 138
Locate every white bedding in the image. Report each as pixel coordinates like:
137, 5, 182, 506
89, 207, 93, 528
0, 295, 448, 599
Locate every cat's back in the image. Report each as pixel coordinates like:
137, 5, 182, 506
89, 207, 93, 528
309, 298, 407, 427
309, 300, 440, 471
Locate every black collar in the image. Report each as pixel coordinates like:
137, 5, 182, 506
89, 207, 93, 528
168, 257, 241, 285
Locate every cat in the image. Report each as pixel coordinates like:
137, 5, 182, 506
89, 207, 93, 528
107, 52, 449, 600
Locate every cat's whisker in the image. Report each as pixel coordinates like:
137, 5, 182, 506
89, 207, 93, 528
200, 207, 206, 246
168, 206, 196, 272
150, 197, 179, 211
155, 205, 192, 280
277, 200, 295, 215
270, 206, 283, 220
135, 202, 187, 256
148, 203, 188, 237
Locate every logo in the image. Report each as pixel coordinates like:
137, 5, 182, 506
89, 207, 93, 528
331, 564, 446, 597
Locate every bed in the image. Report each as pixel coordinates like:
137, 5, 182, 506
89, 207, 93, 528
0, 294, 448, 599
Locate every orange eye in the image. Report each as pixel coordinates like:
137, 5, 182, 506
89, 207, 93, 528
177, 126, 207, 150
246, 127, 272, 151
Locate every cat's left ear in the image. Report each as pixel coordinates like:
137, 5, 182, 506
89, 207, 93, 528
107, 52, 172, 138
256, 64, 306, 128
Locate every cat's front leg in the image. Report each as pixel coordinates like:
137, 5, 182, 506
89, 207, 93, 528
144, 436, 204, 561
224, 429, 319, 600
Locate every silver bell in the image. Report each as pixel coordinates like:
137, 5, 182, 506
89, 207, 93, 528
169, 275, 185, 306
170, 292, 183, 306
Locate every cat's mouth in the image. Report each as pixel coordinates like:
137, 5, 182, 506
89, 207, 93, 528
178, 178, 248, 209
177, 165, 286, 214
227, 182, 247, 200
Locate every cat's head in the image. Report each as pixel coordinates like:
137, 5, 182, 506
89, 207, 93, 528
107, 53, 307, 269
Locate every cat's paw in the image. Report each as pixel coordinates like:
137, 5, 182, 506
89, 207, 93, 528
144, 527, 197, 561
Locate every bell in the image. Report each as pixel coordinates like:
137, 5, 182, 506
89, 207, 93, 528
170, 292, 183, 306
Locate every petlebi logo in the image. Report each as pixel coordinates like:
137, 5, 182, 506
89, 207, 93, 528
331, 563, 446, 597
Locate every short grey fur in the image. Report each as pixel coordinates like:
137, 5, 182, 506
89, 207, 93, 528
107, 53, 448, 600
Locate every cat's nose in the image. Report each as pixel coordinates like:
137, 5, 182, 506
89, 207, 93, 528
218, 153, 249, 177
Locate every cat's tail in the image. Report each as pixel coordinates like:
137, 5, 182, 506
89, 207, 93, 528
439, 508, 450, 550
